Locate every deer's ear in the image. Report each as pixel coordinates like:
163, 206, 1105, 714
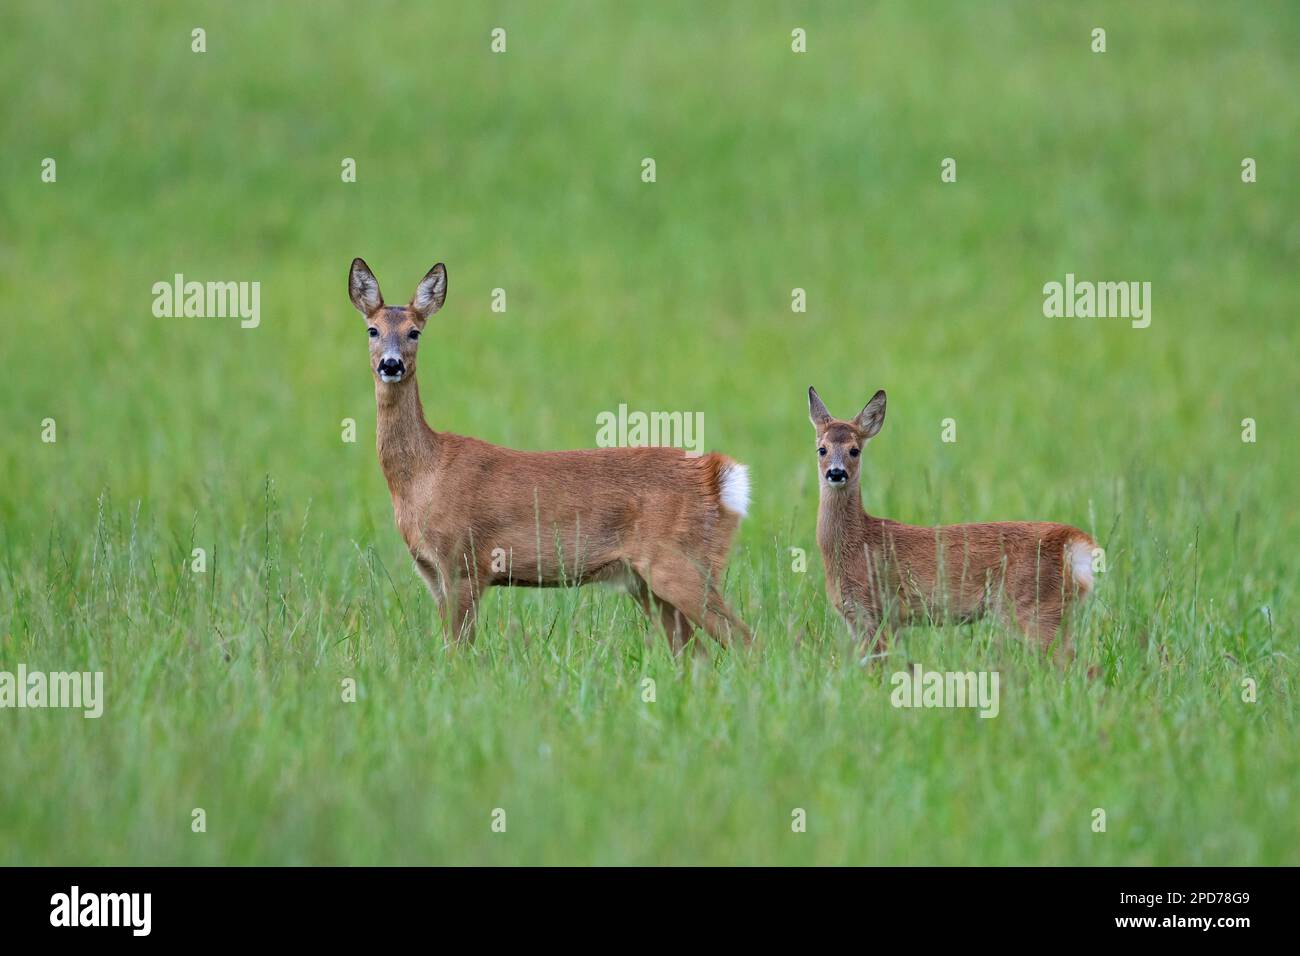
349, 258, 383, 315
853, 389, 887, 439
808, 386, 832, 428
410, 263, 447, 322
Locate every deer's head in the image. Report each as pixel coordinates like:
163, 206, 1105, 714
807, 386, 886, 491
348, 259, 447, 385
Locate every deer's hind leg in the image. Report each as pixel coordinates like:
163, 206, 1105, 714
1012, 597, 1071, 665
635, 556, 750, 650
704, 584, 752, 648
627, 574, 693, 654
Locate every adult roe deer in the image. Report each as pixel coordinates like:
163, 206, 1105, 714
807, 387, 1096, 663
348, 258, 752, 650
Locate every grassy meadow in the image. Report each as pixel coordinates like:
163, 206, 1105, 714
0, 1, 1297, 864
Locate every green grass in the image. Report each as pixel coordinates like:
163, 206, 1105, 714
1, 0, 1297, 864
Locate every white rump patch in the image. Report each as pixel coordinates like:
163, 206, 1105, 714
719, 463, 750, 517
1068, 539, 1094, 593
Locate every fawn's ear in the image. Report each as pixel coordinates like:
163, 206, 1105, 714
349, 258, 383, 316
410, 263, 447, 323
853, 389, 887, 439
808, 386, 832, 428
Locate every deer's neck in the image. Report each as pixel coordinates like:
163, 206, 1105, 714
817, 484, 872, 569
375, 375, 437, 495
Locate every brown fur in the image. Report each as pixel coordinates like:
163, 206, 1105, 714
808, 387, 1094, 662
350, 258, 750, 650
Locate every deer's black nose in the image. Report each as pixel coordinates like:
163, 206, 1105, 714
377, 357, 404, 376
825, 468, 848, 484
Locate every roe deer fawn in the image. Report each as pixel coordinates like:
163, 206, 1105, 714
348, 258, 752, 651
807, 387, 1096, 663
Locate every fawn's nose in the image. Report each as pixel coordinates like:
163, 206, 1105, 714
825, 467, 848, 485
377, 357, 404, 379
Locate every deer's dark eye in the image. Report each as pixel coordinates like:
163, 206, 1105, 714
849, 448, 860, 458
818, 447, 827, 457
367, 328, 379, 338
408, 329, 420, 340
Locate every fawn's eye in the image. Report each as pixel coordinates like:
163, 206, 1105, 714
818, 447, 827, 457
367, 328, 378, 338
408, 329, 420, 340
849, 448, 860, 458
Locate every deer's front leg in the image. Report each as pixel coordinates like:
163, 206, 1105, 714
439, 576, 481, 644
413, 544, 482, 646
838, 598, 887, 664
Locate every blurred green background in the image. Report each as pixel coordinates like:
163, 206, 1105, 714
0, 1, 1296, 864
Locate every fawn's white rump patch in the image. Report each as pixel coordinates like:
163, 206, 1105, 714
1068, 539, 1095, 593
718, 463, 750, 517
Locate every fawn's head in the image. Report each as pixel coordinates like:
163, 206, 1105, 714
807, 386, 886, 490
348, 258, 447, 385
